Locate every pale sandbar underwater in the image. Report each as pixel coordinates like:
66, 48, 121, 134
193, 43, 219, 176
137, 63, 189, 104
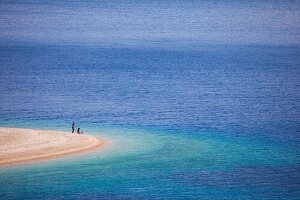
1, 0, 300, 199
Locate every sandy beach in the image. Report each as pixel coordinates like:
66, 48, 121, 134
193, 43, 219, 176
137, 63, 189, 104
0, 127, 105, 166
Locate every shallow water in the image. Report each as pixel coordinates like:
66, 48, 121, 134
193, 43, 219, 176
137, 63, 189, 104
0, 125, 299, 199
0, 43, 300, 199
2, 0, 300, 198
1, 2, 300, 198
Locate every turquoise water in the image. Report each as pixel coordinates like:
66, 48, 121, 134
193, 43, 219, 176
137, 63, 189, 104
1, 44, 300, 199
1, 0, 300, 199
0, 120, 299, 199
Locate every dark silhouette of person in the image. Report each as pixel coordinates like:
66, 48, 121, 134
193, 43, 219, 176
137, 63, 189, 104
77, 128, 83, 134
72, 122, 75, 133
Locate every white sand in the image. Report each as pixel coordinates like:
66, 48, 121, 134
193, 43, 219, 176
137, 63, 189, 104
0, 127, 105, 166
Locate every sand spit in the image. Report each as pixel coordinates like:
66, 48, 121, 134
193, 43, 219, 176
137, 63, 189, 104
0, 127, 105, 166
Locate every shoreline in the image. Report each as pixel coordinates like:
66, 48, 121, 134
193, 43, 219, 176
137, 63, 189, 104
0, 127, 106, 167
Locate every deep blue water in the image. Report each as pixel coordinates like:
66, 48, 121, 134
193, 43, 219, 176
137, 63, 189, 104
1, 0, 300, 199
0, 44, 299, 199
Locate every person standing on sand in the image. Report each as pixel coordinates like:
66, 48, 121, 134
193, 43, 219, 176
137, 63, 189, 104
72, 122, 75, 133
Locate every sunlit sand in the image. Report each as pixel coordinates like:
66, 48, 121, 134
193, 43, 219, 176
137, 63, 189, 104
0, 127, 105, 166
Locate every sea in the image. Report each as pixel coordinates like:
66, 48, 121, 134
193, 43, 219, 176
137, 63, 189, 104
0, 1, 300, 199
